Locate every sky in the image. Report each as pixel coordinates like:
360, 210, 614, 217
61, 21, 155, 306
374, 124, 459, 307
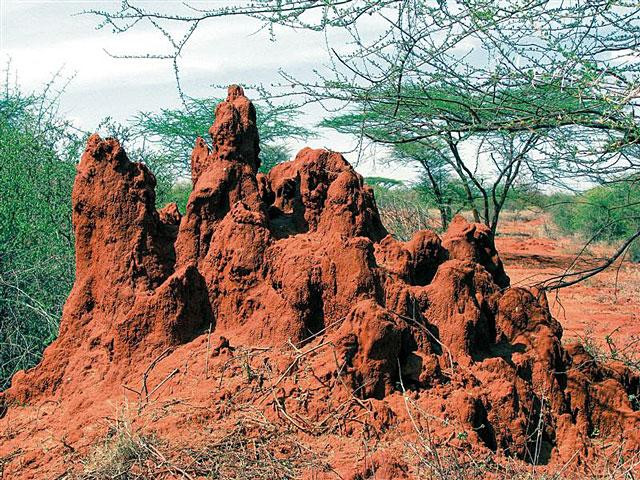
0, 0, 418, 181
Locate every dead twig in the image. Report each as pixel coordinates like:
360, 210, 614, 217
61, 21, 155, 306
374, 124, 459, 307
144, 368, 180, 404
273, 341, 332, 388
204, 322, 212, 379
141, 347, 173, 400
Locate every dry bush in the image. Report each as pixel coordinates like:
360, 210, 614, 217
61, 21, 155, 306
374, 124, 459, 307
377, 201, 434, 240
576, 329, 640, 377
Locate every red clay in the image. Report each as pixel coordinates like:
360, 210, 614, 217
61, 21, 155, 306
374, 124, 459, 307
1, 86, 638, 478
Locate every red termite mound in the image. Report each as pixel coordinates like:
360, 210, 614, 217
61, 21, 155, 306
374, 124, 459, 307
2, 85, 639, 476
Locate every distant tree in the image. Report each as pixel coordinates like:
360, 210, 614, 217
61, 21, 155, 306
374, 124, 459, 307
391, 142, 454, 229
134, 96, 312, 175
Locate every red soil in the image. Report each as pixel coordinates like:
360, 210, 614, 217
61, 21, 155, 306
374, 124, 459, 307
1, 86, 639, 479
496, 217, 640, 350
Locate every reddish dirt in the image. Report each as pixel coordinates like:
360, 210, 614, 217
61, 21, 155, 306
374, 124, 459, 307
1, 86, 639, 479
496, 216, 640, 351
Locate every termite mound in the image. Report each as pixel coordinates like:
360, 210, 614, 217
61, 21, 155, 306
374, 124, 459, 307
2, 85, 638, 477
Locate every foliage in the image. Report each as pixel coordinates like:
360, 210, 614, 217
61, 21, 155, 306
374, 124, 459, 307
0, 75, 82, 389
498, 185, 547, 213
363, 176, 404, 190
550, 179, 640, 262
135, 96, 311, 175
87, 0, 640, 241
156, 181, 192, 214
391, 143, 544, 231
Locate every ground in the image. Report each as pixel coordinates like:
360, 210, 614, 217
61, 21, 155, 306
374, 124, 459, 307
496, 212, 640, 355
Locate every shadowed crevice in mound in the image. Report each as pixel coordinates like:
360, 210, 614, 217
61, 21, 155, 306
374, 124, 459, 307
3, 85, 640, 473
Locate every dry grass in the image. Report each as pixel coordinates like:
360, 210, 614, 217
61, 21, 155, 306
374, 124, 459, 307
79, 410, 154, 479
74, 396, 330, 479
76, 419, 307, 479
498, 209, 542, 225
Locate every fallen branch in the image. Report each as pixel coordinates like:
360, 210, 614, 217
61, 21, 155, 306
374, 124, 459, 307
141, 347, 173, 400
536, 228, 640, 291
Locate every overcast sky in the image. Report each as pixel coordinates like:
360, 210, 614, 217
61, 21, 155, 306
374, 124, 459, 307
1, 0, 418, 180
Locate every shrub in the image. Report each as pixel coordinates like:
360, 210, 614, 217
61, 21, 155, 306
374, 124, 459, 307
0, 76, 82, 389
366, 179, 432, 239
550, 180, 640, 261
629, 239, 640, 263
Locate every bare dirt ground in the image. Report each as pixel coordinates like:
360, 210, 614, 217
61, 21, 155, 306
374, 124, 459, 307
496, 211, 640, 355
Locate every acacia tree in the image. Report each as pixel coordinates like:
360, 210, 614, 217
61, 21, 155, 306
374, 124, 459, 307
324, 105, 541, 235
134, 96, 312, 176
86, 0, 640, 287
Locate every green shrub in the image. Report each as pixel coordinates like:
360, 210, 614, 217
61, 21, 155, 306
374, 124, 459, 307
550, 180, 640, 261
156, 181, 192, 214
0, 83, 204, 389
629, 239, 640, 263
0, 78, 82, 389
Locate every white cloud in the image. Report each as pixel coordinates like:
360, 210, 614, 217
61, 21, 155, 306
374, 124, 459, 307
1, 1, 419, 181
3, 32, 173, 88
